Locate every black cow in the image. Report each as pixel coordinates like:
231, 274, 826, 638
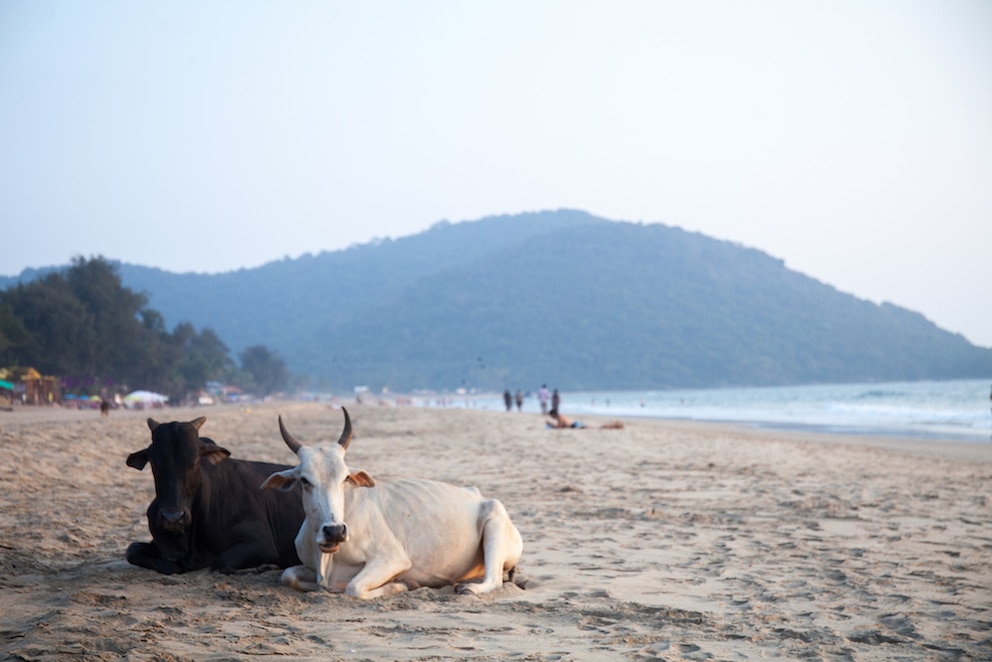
126, 416, 304, 574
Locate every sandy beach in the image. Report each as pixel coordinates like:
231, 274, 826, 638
1, 401, 989, 661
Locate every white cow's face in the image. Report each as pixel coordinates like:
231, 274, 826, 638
261, 409, 373, 555
296, 444, 356, 554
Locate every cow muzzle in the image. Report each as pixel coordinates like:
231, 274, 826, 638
318, 523, 348, 554
159, 508, 189, 533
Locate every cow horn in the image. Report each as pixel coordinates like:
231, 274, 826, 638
278, 415, 303, 455
190, 416, 207, 430
337, 408, 353, 450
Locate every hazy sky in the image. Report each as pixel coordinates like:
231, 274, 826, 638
1, 1, 990, 347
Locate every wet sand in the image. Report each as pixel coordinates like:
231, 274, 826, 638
1, 401, 989, 660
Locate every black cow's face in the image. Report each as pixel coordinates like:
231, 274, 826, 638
127, 417, 230, 534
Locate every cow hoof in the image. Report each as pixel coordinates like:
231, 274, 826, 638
455, 583, 481, 596
281, 566, 319, 592
124, 542, 143, 565
287, 578, 320, 592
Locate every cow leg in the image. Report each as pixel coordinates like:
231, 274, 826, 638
211, 541, 276, 574
126, 541, 183, 575
281, 565, 320, 592
457, 499, 523, 595
345, 554, 413, 600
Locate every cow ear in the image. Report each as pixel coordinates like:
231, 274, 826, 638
126, 449, 150, 470
347, 470, 375, 488
190, 416, 207, 430
200, 444, 231, 465
261, 469, 297, 491
147, 418, 160, 431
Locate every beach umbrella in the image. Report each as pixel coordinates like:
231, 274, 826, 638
124, 390, 169, 404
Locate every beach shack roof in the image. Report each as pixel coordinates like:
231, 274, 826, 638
0, 366, 44, 382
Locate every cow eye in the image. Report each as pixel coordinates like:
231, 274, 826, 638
300, 477, 312, 490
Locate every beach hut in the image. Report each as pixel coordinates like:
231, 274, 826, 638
0, 366, 59, 405
0, 378, 14, 409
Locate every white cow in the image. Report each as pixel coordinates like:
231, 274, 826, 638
261, 408, 523, 599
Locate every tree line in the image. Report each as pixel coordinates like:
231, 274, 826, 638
0, 257, 289, 402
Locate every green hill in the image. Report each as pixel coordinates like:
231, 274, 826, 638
8, 210, 991, 391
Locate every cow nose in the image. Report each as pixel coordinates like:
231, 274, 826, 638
160, 509, 187, 531
322, 523, 347, 543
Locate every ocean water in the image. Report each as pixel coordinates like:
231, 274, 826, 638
443, 379, 992, 442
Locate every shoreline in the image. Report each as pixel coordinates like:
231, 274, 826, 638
623, 411, 992, 445
624, 413, 992, 463
4, 398, 991, 465
418, 378, 992, 445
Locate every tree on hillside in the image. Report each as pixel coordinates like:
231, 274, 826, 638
122, 308, 180, 396
0, 303, 28, 357
0, 269, 101, 376
238, 345, 289, 397
170, 323, 234, 399
65, 256, 151, 379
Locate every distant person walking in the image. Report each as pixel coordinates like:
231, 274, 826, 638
538, 384, 550, 415
515, 389, 524, 412
551, 388, 560, 413
503, 389, 513, 412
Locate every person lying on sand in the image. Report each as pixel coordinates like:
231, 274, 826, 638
546, 409, 624, 430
